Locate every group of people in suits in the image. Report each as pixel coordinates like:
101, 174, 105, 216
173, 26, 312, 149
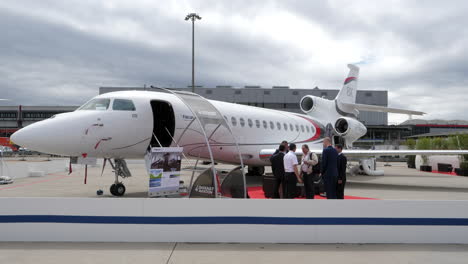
269, 137, 347, 199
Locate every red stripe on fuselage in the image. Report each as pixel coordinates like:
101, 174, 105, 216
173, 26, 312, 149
294, 115, 322, 143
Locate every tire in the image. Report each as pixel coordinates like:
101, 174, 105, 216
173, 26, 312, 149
247, 166, 265, 176
110, 184, 117, 196
110, 183, 126, 196
114, 183, 126, 196
256, 166, 265, 176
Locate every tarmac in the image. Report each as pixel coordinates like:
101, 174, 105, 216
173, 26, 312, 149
1, 242, 468, 264
1, 157, 468, 263
1, 157, 468, 200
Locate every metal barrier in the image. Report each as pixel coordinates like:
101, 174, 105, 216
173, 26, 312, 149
1, 197, 468, 243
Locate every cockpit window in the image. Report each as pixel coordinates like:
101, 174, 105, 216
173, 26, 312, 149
77, 98, 110, 111
113, 99, 136, 111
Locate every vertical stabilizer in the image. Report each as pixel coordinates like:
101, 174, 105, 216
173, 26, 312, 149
336, 64, 359, 105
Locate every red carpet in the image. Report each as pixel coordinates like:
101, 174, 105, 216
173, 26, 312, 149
431, 170, 457, 176
247, 186, 377, 200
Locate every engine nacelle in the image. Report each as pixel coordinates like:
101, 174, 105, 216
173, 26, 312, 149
334, 117, 367, 145
299, 96, 315, 113
300, 95, 328, 113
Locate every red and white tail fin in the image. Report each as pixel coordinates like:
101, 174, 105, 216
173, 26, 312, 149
336, 64, 425, 116
336, 64, 359, 105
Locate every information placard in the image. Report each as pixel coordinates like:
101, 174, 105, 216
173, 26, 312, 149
146, 147, 183, 197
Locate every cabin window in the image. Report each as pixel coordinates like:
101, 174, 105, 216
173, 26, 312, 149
78, 98, 111, 111
295, 124, 299, 131
306, 126, 310, 133
248, 119, 253, 128
255, 120, 261, 128
283, 123, 288, 131
301, 125, 305, 132
231, 117, 237, 126
263, 120, 267, 129
113, 99, 136, 111
240, 118, 245, 127
289, 124, 294, 131
276, 122, 281, 130
270, 121, 274, 129
311, 126, 315, 133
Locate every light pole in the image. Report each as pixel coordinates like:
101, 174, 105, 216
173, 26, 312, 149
185, 13, 201, 93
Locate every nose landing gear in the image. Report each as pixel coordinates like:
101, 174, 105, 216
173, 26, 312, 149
110, 183, 126, 196
108, 159, 131, 197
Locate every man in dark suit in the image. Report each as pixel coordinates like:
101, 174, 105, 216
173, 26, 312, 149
321, 137, 338, 199
269, 144, 286, 198
335, 144, 347, 199
273, 140, 289, 155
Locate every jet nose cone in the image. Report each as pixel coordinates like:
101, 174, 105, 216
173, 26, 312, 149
10, 128, 27, 147
10, 112, 91, 156
10, 120, 62, 154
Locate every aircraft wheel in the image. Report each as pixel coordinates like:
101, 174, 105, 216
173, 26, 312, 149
110, 183, 126, 196
110, 184, 117, 195
256, 166, 265, 176
247, 166, 265, 176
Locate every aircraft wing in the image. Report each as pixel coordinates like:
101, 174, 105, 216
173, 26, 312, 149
340, 149, 468, 156
259, 149, 468, 160
341, 102, 425, 115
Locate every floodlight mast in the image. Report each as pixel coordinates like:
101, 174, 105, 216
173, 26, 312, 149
185, 13, 201, 93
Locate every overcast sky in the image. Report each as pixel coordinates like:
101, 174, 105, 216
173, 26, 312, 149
1, 0, 467, 124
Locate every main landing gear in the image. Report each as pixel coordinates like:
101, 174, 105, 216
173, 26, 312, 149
108, 159, 131, 197
247, 166, 265, 176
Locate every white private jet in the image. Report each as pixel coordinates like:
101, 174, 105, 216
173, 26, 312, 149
10, 65, 468, 196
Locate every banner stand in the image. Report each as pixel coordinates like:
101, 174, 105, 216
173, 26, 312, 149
145, 147, 183, 197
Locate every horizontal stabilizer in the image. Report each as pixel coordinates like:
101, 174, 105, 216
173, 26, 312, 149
341, 102, 425, 115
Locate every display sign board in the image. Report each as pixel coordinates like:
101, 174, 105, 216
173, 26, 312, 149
189, 168, 216, 198
146, 147, 183, 197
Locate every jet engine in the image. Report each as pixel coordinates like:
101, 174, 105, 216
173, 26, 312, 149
300, 95, 328, 113
299, 96, 315, 113
334, 117, 367, 146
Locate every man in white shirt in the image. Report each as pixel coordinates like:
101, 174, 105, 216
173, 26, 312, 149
300, 144, 318, 199
283, 143, 302, 198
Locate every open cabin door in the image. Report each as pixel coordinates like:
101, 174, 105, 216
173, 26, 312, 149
150, 100, 175, 148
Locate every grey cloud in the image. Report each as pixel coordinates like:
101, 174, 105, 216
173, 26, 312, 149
0, 0, 467, 123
